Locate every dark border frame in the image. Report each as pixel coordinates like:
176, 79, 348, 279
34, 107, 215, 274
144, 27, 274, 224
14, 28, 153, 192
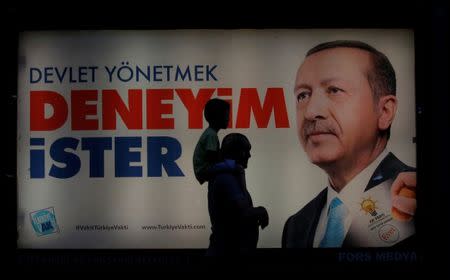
4, 2, 449, 273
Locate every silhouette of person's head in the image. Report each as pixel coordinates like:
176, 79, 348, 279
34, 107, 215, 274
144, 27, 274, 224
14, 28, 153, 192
204, 98, 230, 130
221, 133, 251, 169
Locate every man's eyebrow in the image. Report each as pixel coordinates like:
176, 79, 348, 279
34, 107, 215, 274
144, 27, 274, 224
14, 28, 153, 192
294, 83, 311, 92
294, 78, 348, 92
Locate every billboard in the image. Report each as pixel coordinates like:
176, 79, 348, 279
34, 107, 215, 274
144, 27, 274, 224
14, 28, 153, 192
17, 29, 416, 248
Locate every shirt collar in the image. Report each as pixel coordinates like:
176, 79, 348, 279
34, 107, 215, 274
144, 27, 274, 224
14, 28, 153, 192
325, 149, 389, 215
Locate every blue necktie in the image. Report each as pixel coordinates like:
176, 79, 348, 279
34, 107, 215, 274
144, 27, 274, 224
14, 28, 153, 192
319, 197, 346, 247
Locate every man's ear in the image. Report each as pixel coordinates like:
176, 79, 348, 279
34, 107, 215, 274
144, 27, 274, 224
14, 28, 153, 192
377, 95, 397, 130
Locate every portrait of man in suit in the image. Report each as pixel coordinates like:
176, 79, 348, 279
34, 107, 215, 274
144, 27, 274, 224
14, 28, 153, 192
282, 40, 417, 248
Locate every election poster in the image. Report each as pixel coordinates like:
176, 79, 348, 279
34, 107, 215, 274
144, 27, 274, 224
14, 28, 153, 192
17, 29, 416, 248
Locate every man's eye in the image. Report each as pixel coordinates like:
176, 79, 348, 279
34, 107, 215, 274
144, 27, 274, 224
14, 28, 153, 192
296, 91, 310, 102
328, 86, 343, 94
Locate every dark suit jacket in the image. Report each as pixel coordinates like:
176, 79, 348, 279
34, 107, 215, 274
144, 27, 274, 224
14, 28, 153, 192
207, 166, 260, 256
282, 152, 415, 248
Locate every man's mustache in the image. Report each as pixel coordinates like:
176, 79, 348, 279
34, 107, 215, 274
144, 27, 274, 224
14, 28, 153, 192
302, 120, 338, 138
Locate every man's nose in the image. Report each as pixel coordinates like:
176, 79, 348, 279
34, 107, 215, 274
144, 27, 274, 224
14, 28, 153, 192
303, 90, 328, 120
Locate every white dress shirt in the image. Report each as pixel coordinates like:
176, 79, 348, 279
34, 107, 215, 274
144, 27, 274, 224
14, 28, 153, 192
313, 149, 389, 247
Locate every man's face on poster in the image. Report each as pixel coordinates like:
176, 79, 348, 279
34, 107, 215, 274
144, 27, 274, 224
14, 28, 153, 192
294, 48, 381, 167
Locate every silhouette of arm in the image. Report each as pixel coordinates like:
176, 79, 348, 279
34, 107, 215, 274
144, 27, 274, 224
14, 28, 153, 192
196, 150, 219, 184
218, 173, 269, 229
235, 200, 269, 229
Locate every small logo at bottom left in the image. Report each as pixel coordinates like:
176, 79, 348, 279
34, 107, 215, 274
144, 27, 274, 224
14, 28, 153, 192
30, 207, 60, 236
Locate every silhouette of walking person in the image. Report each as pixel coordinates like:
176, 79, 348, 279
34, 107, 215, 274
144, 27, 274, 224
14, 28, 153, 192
206, 133, 269, 256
